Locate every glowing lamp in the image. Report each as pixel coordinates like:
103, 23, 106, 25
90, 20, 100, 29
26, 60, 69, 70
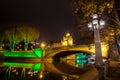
92, 14, 98, 19
92, 19, 98, 25
100, 20, 105, 26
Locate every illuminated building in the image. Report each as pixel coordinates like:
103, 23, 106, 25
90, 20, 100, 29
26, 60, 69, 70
61, 32, 73, 46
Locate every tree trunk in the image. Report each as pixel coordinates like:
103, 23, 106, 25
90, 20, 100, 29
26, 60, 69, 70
24, 41, 28, 51
114, 27, 120, 58
10, 41, 15, 51
112, 2, 120, 58
0, 45, 2, 50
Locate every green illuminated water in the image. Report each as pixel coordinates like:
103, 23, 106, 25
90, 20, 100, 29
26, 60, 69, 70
3, 62, 42, 71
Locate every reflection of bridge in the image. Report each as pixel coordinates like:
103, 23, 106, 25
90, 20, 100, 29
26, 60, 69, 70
46, 45, 108, 59
45, 45, 108, 80
45, 45, 106, 80
45, 56, 98, 80
45, 61, 81, 79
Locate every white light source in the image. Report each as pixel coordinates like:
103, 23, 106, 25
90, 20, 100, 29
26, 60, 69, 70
87, 14, 105, 66
92, 19, 98, 25
88, 22, 92, 28
100, 20, 105, 26
92, 14, 98, 19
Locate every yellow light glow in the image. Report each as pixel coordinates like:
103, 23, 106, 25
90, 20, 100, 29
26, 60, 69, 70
88, 44, 109, 57
101, 44, 109, 57
66, 32, 70, 37
39, 74, 43, 78
40, 42, 46, 48
69, 40, 73, 46
62, 41, 68, 46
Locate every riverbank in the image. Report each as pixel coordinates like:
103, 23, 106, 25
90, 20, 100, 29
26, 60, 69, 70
106, 60, 120, 80
0, 48, 43, 59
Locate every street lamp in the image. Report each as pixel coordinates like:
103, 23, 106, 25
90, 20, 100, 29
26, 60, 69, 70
40, 42, 46, 58
88, 14, 106, 80
88, 14, 105, 66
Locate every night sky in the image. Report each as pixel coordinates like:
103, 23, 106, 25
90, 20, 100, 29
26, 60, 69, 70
0, 0, 77, 43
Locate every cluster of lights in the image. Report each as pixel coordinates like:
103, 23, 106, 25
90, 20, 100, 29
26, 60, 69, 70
61, 32, 73, 46
76, 53, 88, 59
88, 14, 105, 30
14, 44, 23, 50
27, 70, 38, 77
75, 53, 88, 68
11, 67, 19, 75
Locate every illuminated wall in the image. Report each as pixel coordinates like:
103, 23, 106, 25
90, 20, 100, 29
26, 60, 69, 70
61, 32, 73, 46
3, 48, 43, 58
69, 43, 109, 58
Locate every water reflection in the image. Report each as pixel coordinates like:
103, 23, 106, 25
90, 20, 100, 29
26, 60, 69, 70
0, 60, 68, 80
60, 52, 93, 69
0, 54, 94, 80
65, 53, 88, 68
0, 62, 42, 80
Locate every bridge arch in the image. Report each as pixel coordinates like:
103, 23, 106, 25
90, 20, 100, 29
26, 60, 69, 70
53, 50, 92, 59
47, 44, 108, 59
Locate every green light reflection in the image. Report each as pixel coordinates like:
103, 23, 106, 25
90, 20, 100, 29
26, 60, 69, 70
4, 51, 38, 57
32, 63, 42, 71
3, 62, 42, 71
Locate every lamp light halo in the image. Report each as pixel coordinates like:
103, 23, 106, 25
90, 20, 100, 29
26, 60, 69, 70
88, 22, 92, 28
92, 14, 98, 19
100, 20, 105, 26
92, 19, 98, 25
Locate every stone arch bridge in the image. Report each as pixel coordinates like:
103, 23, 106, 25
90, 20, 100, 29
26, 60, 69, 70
46, 44, 109, 59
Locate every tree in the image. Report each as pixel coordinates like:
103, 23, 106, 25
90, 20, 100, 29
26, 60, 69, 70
4, 26, 21, 51
17, 25, 40, 51
103, 1, 120, 59
70, 0, 113, 44
71, 0, 114, 16
0, 32, 5, 50
70, 0, 120, 59
71, 0, 114, 39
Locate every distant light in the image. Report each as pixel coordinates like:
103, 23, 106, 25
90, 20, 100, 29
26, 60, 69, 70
88, 22, 92, 28
40, 42, 46, 48
119, 44, 120, 47
100, 20, 105, 26
39, 74, 43, 78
